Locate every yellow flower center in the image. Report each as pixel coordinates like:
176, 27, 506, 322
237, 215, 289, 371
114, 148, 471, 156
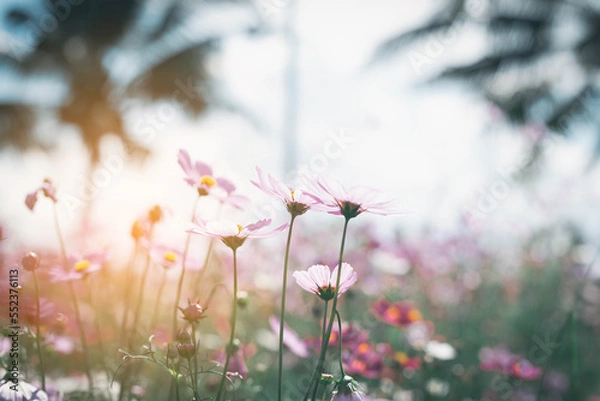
74, 259, 91, 272
395, 352, 409, 365
407, 309, 422, 322
200, 175, 217, 187
290, 189, 295, 200
164, 252, 177, 263
236, 224, 244, 234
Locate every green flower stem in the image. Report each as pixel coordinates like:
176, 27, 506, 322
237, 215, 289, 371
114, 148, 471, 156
277, 215, 297, 401
130, 244, 152, 346
150, 268, 168, 330
84, 277, 110, 381
304, 216, 350, 401
191, 323, 199, 391
68, 281, 94, 391
334, 311, 346, 377
120, 242, 139, 345
52, 202, 93, 391
172, 196, 201, 338
310, 300, 330, 401
215, 248, 239, 401
32, 271, 46, 391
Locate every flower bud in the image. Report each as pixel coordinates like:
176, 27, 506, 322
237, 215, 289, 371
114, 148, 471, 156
237, 291, 249, 309
131, 219, 146, 241
177, 342, 196, 359
175, 328, 191, 343
166, 343, 179, 360
148, 205, 163, 224
22, 252, 40, 272
179, 299, 204, 322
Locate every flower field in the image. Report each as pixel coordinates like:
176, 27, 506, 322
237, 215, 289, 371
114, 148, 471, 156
1, 149, 599, 401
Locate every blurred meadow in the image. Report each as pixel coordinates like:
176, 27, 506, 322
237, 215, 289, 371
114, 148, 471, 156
0, 0, 600, 400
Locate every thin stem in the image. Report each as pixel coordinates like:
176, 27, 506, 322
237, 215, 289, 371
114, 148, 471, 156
68, 281, 94, 391
304, 217, 350, 401
150, 268, 168, 330
172, 196, 201, 338
193, 236, 216, 291
215, 248, 239, 401
191, 323, 199, 391
187, 358, 197, 394
52, 202, 93, 391
85, 277, 110, 382
52, 203, 68, 267
130, 248, 152, 346
334, 311, 346, 377
277, 215, 296, 401
32, 271, 46, 390
311, 300, 329, 401
120, 242, 139, 345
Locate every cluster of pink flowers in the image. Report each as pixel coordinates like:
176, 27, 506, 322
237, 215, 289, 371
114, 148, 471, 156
479, 345, 542, 380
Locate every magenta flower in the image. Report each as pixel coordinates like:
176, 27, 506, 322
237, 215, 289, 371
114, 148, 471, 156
479, 345, 542, 381
25, 178, 57, 211
251, 167, 318, 217
148, 244, 183, 270
49, 252, 107, 282
292, 263, 357, 301
177, 149, 248, 210
302, 175, 403, 219
187, 218, 288, 250
269, 316, 310, 357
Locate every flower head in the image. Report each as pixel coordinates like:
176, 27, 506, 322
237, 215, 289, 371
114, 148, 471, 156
0, 377, 48, 401
331, 376, 364, 401
293, 263, 357, 301
21, 252, 40, 272
251, 167, 317, 217
49, 252, 107, 282
479, 345, 542, 380
25, 178, 57, 211
179, 299, 205, 322
148, 244, 182, 270
302, 175, 403, 219
188, 218, 288, 250
371, 299, 423, 327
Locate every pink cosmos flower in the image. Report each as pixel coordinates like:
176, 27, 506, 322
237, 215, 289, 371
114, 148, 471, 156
302, 175, 403, 219
251, 167, 318, 217
187, 218, 288, 250
49, 252, 107, 282
371, 299, 423, 328
177, 149, 248, 209
148, 244, 183, 270
479, 345, 542, 381
0, 378, 48, 401
25, 178, 57, 211
292, 263, 357, 301
269, 316, 310, 357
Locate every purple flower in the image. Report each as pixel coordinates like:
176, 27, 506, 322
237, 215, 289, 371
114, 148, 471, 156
479, 345, 542, 381
178, 150, 249, 209
25, 178, 57, 211
251, 167, 318, 217
49, 252, 107, 282
147, 243, 183, 270
269, 316, 310, 357
302, 175, 403, 219
292, 263, 357, 301
187, 218, 288, 250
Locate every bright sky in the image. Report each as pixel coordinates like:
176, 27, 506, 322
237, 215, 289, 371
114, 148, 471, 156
1, 0, 599, 261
